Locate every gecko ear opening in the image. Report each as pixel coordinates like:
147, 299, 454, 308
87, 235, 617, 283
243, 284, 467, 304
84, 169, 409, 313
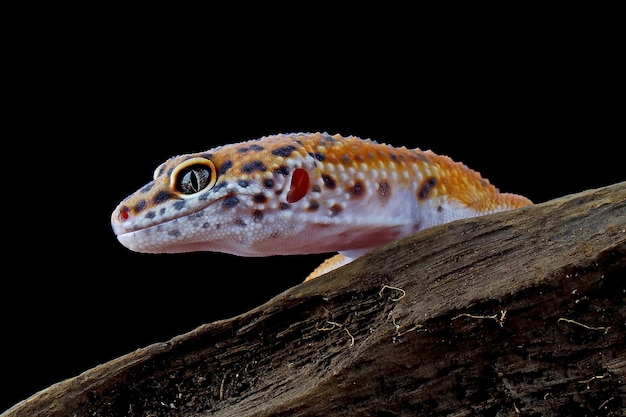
286, 168, 309, 203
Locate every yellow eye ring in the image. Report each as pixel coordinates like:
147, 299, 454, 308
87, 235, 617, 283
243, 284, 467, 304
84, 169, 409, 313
170, 157, 217, 196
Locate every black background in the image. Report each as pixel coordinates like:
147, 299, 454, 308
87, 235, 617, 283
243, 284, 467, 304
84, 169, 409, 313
2, 18, 623, 412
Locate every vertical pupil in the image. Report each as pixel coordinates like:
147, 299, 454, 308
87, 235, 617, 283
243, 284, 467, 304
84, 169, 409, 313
190, 171, 200, 190
179, 165, 211, 194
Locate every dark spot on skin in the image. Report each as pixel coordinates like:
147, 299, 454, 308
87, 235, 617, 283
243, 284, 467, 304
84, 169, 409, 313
188, 211, 204, 220
253, 193, 267, 204
167, 168, 174, 177
168, 230, 181, 237
145, 211, 155, 219
153, 191, 173, 204
160, 208, 166, 216
311, 185, 321, 193
480, 179, 490, 188
238, 179, 249, 188
367, 152, 375, 160
271, 145, 297, 158
390, 153, 398, 161
308, 200, 319, 212
235, 218, 246, 227
275, 189, 283, 195
223, 195, 239, 208
322, 174, 336, 190
341, 154, 351, 164
140, 182, 154, 193
349, 181, 365, 198
201, 153, 213, 159
199, 192, 210, 201
263, 178, 274, 188
219, 160, 233, 175
202, 222, 210, 228
279, 202, 290, 210
238, 147, 250, 153
242, 160, 267, 174
330, 204, 343, 217
252, 209, 263, 222
355, 154, 365, 162
174, 200, 185, 210
418, 177, 437, 200
212, 182, 228, 193
309, 152, 326, 162
134, 200, 147, 213
437, 206, 443, 212
157, 167, 166, 177
273, 166, 290, 176
378, 181, 391, 201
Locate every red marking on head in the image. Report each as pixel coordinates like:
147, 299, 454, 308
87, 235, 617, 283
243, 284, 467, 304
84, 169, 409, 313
119, 206, 130, 221
286, 168, 309, 203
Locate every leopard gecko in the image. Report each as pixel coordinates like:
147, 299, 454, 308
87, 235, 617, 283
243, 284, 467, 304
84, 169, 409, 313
111, 132, 532, 281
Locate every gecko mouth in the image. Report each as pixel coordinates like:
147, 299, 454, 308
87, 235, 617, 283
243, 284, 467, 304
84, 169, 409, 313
110, 191, 225, 237
111, 193, 241, 253
113, 217, 202, 254
112, 205, 206, 236
111, 205, 189, 239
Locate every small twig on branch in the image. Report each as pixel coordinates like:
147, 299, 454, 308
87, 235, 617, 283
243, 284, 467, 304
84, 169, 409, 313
557, 318, 610, 334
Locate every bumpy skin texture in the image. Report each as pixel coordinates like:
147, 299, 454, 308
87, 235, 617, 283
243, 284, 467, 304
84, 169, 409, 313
111, 132, 532, 280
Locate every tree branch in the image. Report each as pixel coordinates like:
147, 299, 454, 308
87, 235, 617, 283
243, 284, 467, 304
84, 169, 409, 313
4, 182, 625, 417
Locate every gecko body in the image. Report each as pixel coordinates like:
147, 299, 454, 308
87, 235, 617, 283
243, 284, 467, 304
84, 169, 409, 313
111, 132, 532, 280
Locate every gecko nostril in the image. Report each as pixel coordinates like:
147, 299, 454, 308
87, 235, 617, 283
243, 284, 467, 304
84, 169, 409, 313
119, 206, 130, 221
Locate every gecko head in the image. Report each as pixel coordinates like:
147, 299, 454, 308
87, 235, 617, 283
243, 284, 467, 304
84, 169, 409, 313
111, 135, 317, 255
111, 153, 221, 247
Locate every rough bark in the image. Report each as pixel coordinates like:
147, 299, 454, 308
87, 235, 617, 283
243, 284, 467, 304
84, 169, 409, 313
3, 182, 625, 417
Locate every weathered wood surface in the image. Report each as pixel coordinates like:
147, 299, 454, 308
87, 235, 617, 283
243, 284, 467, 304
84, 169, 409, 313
4, 182, 625, 417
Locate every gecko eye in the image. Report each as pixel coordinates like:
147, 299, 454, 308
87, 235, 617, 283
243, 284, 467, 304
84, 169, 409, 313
171, 157, 217, 195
